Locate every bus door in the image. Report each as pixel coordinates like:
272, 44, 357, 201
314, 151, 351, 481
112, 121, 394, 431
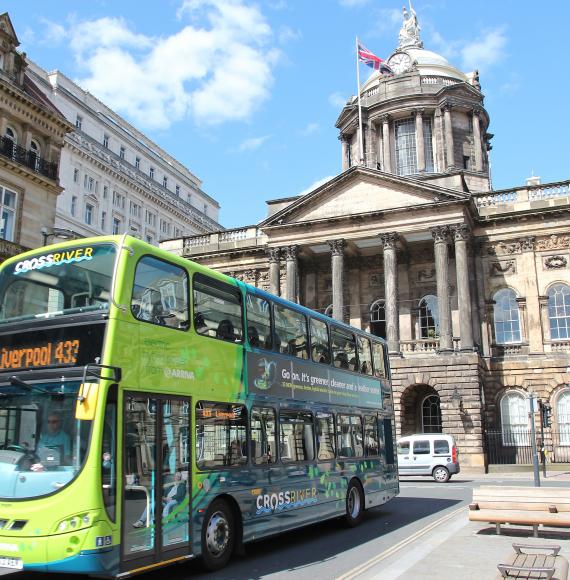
121, 393, 191, 573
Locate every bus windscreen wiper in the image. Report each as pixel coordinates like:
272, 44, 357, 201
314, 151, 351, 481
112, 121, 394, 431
8, 376, 48, 394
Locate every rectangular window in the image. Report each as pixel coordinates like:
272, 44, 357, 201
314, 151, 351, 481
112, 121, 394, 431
203, 204, 208, 216
251, 407, 276, 465
364, 414, 379, 456
0, 188, 16, 241
310, 317, 331, 364
274, 304, 308, 359
135, 157, 140, 169
433, 439, 450, 455
132, 255, 189, 330
163, 176, 168, 188
75, 115, 82, 130
119, 146, 125, 159
146, 234, 153, 244
357, 336, 373, 375
337, 415, 363, 458
193, 273, 243, 342
87, 177, 94, 192
413, 439, 431, 455
383, 418, 395, 464
101, 211, 106, 231
112, 218, 121, 235
372, 341, 387, 378
331, 326, 357, 371
85, 203, 94, 225
150, 167, 155, 179
246, 293, 272, 349
316, 411, 335, 460
279, 410, 314, 462
70, 195, 77, 217
103, 134, 109, 148
103, 185, 108, 199
175, 185, 180, 196
395, 117, 417, 176
397, 440, 409, 455
84, 174, 88, 188
196, 402, 247, 469
73, 168, 79, 183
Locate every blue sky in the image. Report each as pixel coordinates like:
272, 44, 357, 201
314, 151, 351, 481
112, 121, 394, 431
5, 0, 570, 228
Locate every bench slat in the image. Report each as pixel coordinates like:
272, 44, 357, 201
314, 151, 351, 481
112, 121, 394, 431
473, 502, 570, 513
469, 509, 570, 526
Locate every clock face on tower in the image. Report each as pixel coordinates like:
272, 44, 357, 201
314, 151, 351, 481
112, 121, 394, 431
387, 52, 411, 74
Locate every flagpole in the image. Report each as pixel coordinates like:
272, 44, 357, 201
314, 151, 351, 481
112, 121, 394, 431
355, 37, 364, 166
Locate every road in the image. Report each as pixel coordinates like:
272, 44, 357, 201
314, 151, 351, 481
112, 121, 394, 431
9, 475, 570, 579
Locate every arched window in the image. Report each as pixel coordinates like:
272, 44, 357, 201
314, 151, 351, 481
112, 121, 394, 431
324, 304, 333, 318
29, 139, 40, 171
493, 288, 521, 344
500, 391, 527, 446
3, 127, 16, 158
548, 283, 570, 340
421, 395, 442, 433
419, 295, 439, 339
557, 391, 570, 444
370, 299, 386, 339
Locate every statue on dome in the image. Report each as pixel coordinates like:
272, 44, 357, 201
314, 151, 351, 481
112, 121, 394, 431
399, 2, 423, 48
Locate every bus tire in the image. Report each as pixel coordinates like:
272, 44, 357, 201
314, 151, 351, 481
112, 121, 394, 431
344, 480, 364, 527
201, 498, 235, 571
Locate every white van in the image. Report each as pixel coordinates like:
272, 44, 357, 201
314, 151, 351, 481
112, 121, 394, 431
397, 434, 459, 483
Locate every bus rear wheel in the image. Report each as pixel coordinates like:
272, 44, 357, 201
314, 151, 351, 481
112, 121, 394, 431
201, 499, 235, 571
344, 480, 364, 527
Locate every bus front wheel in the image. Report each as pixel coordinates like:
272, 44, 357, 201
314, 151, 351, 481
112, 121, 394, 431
344, 480, 364, 527
201, 499, 235, 571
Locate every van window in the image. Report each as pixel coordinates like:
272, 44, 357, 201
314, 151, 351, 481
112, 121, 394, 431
246, 293, 272, 349
274, 304, 308, 359
193, 274, 243, 342
413, 439, 431, 455
310, 318, 331, 364
280, 410, 314, 462
434, 439, 450, 455
397, 440, 409, 454
132, 256, 189, 330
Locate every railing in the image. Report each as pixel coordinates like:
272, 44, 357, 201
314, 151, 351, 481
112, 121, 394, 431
550, 340, 570, 353
474, 180, 570, 209
474, 190, 518, 208
421, 76, 459, 86
486, 429, 570, 465
0, 137, 58, 180
491, 343, 526, 357
183, 226, 265, 254
529, 183, 570, 201
399, 338, 461, 354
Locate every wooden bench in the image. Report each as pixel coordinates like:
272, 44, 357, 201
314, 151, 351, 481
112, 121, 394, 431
470, 486, 570, 538
496, 543, 569, 579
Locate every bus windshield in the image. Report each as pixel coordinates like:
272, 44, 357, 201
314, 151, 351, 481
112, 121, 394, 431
0, 380, 92, 499
0, 243, 116, 324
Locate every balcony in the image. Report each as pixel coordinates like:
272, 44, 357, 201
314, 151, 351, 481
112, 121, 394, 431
0, 137, 58, 180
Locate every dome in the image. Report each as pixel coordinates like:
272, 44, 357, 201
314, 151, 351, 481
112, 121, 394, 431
405, 47, 467, 82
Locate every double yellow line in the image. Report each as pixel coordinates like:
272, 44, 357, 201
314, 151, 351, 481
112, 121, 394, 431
336, 505, 467, 580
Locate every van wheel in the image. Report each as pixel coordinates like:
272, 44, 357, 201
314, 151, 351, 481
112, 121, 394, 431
344, 481, 364, 527
433, 466, 450, 483
201, 499, 235, 571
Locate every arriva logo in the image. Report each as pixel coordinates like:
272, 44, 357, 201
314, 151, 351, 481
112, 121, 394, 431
255, 487, 317, 515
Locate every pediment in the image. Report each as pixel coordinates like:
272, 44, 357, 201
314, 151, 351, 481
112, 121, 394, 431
262, 167, 468, 226
0, 13, 19, 47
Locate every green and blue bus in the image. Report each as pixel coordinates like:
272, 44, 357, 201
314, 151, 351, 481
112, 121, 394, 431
0, 235, 398, 576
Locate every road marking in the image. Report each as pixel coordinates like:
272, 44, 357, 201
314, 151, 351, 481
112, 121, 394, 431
336, 505, 467, 580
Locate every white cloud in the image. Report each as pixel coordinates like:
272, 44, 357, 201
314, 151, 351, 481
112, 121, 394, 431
64, 1, 280, 129
298, 176, 334, 197
339, 0, 371, 7
38, 18, 67, 46
329, 92, 348, 108
300, 122, 318, 136
239, 135, 271, 152
460, 28, 507, 71
278, 25, 301, 44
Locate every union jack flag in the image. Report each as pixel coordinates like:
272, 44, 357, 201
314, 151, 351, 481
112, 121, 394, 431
357, 42, 393, 74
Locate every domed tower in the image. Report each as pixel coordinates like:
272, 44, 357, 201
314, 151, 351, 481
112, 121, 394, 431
336, 6, 491, 192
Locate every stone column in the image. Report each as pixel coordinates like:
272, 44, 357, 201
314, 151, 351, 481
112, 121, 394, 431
451, 224, 474, 350
381, 114, 391, 173
367, 119, 377, 169
431, 225, 453, 351
267, 247, 281, 296
443, 101, 455, 170
415, 108, 426, 174
472, 109, 483, 172
328, 239, 346, 322
284, 245, 298, 303
22, 124, 32, 150
380, 232, 400, 353
340, 134, 350, 172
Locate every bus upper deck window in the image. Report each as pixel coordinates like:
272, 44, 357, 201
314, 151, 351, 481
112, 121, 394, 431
310, 318, 331, 365
357, 336, 374, 375
372, 341, 386, 378
331, 327, 357, 372
132, 256, 189, 330
274, 304, 308, 359
246, 293, 272, 350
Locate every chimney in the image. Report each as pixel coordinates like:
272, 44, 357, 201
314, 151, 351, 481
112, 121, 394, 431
526, 175, 541, 186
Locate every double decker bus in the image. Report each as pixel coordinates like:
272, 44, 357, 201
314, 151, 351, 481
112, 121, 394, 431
0, 235, 398, 577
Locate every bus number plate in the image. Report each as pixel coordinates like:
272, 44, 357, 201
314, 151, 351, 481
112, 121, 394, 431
0, 556, 22, 569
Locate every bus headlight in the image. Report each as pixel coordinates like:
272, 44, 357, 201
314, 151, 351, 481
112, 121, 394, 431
58, 521, 68, 532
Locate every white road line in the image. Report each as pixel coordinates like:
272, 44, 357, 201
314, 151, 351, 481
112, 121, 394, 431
335, 506, 467, 580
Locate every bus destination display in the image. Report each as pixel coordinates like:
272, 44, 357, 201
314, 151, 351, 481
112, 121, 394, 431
0, 339, 80, 370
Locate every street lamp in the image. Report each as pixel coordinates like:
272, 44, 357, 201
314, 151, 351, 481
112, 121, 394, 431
41, 227, 83, 246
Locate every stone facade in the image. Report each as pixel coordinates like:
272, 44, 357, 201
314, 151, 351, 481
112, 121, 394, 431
161, 16, 570, 471
0, 13, 71, 258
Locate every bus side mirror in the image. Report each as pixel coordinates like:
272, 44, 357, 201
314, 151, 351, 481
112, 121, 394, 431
75, 382, 99, 420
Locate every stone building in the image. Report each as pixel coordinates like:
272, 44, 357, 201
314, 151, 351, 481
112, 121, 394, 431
0, 13, 71, 259
162, 12, 570, 471
26, 62, 221, 245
